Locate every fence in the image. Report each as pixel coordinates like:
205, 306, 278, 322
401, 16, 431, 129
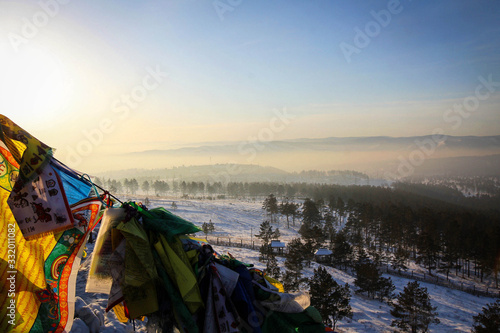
382, 265, 500, 299
319, 261, 500, 299
204, 235, 500, 299
205, 236, 261, 251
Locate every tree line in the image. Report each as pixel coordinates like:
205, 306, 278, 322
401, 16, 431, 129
94, 177, 500, 209
96, 176, 500, 287
260, 191, 500, 288
257, 193, 500, 331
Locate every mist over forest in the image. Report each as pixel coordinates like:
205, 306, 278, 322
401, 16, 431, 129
88, 135, 500, 178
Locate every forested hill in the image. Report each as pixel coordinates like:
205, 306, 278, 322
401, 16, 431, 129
294, 182, 500, 213
94, 164, 374, 185
392, 182, 500, 211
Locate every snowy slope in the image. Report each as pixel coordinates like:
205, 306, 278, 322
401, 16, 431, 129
72, 198, 497, 332
213, 245, 496, 333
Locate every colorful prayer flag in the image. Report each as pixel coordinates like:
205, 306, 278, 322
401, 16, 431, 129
8, 162, 75, 239
0, 115, 104, 333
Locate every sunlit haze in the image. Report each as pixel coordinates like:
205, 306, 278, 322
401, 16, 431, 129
1, 0, 499, 173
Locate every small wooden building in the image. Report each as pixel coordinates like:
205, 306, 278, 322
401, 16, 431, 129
271, 240, 286, 255
314, 248, 333, 263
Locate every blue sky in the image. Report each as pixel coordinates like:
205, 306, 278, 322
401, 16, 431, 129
1, 0, 499, 168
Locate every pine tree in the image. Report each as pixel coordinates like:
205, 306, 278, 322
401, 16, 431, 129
299, 198, 326, 265
300, 225, 326, 266
392, 246, 410, 273
255, 220, 280, 261
354, 260, 380, 299
262, 194, 279, 223
290, 202, 300, 227
323, 210, 336, 243
300, 198, 322, 229
202, 222, 210, 235
265, 252, 281, 280
283, 238, 305, 292
309, 266, 352, 330
331, 231, 353, 270
354, 254, 394, 301
141, 180, 150, 195
356, 247, 370, 265
208, 220, 215, 233
201, 219, 215, 235
376, 276, 395, 302
336, 197, 345, 224
154, 180, 170, 196
129, 178, 139, 194
123, 178, 131, 194
416, 221, 441, 275
301, 238, 315, 267
472, 299, 500, 333
279, 199, 296, 229
391, 281, 440, 333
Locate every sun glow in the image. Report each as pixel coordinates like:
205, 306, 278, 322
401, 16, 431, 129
0, 46, 71, 122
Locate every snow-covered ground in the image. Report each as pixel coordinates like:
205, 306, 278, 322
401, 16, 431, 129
72, 197, 498, 332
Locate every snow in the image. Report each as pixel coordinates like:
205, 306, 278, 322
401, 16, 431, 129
271, 240, 286, 248
72, 197, 498, 332
315, 248, 333, 256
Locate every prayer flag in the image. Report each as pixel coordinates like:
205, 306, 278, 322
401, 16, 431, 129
0, 115, 103, 332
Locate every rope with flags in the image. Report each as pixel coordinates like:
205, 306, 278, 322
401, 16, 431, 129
0, 114, 329, 333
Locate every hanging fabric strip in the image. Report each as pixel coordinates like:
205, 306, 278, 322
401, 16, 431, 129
210, 263, 240, 333
47, 196, 104, 333
0, 115, 53, 185
8, 162, 76, 240
154, 234, 204, 314
51, 159, 92, 206
0, 146, 47, 333
0, 145, 19, 192
86, 208, 126, 294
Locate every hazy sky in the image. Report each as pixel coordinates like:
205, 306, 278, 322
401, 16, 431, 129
1, 0, 499, 170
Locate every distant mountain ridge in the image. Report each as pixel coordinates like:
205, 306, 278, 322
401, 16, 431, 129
129, 135, 500, 155
97, 135, 500, 178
